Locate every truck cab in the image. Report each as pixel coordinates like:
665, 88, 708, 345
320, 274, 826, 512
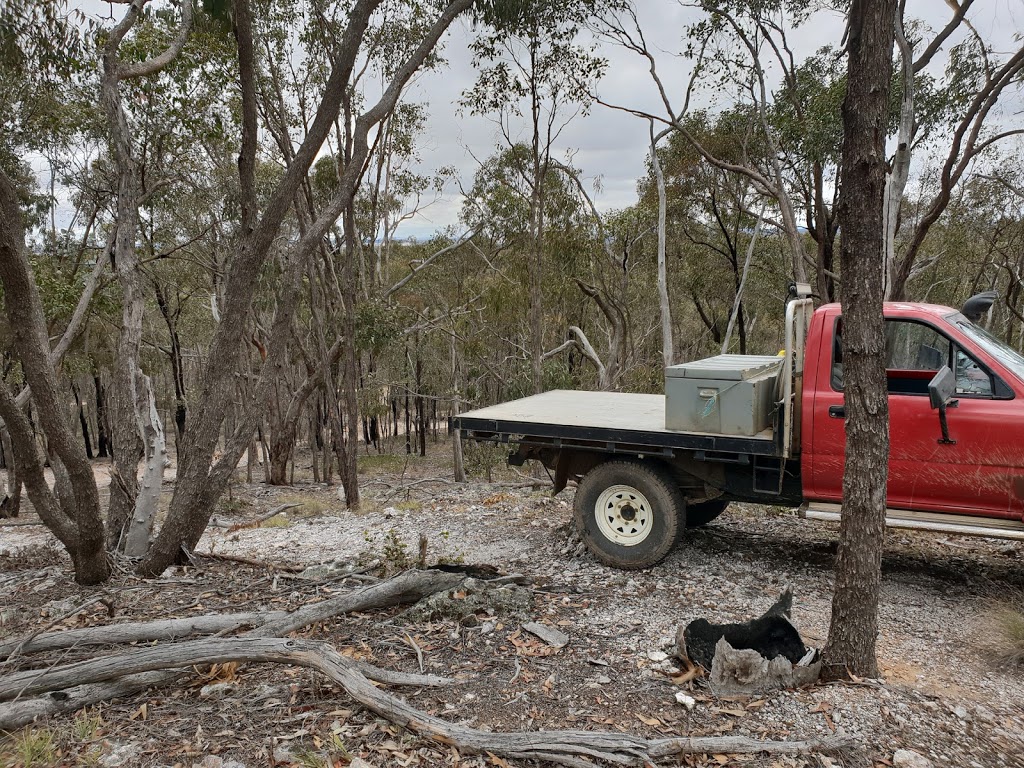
801, 302, 1024, 521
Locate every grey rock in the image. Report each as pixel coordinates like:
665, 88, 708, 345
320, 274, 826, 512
403, 578, 532, 623
523, 621, 569, 648
893, 749, 934, 768
191, 758, 247, 768
272, 747, 293, 763
101, 743, 141, 767
40, 597, 76, 615
199, 682, 237, 699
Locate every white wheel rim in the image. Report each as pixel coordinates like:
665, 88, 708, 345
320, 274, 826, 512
595, 484, 654, 546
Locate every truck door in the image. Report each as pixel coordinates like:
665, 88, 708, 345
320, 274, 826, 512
810, 317, 1023, 518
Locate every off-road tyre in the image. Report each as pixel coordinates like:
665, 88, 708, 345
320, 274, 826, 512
684, 499, 729, 528
573, 460, 685, 569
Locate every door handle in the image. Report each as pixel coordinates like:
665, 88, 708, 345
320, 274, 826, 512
828, 405, 846, 419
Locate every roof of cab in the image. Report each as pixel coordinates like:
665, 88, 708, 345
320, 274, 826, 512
815, 302, 960, 319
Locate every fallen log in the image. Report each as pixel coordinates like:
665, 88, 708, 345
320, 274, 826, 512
0, 636, 850, 765
255, 567, 467, 636
0, 569, 470, 725
0, 637, 448, 702
207, 502, 303, 530
0, 611, 287, 659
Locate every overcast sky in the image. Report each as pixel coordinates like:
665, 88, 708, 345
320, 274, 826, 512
391, 0, 1024, 240
55, 1, 1024, 239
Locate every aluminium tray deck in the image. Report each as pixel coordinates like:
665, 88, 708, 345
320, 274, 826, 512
453, 390, 779, 457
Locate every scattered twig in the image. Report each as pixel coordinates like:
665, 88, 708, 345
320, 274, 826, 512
208, 502, 303, 530
404, 632, 425, 673
194, 552, 304, 572
2, 595, 111, 663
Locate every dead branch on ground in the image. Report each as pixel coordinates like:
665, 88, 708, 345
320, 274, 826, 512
0, 635, 850, 764
0, 568, 850, 765
207, 502, 303, 530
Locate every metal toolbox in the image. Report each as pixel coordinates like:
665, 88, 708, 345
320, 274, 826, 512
665, 354, 783, 436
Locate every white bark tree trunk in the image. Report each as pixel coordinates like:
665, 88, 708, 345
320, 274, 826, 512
123, 369, 166, 558
721, 218, 761, 354
883, 14, 914, 300
650, 123, 674, 368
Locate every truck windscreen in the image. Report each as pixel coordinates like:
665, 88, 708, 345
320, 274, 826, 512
953, 313, 1024, 384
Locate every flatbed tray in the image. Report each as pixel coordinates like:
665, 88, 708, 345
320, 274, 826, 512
454, 390, 779, 457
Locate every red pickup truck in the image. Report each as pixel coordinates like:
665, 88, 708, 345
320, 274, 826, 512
453, 288, 1024, 568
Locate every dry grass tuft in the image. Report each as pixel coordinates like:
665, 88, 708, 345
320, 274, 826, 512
992, 604, 1024, 664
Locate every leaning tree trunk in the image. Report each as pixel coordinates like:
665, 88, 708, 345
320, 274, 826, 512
0, 169, 109, 584
820, 0, 897, 681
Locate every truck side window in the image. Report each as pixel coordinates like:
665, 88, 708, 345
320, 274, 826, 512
831, 317, 997, 398
885, 321, 949, 371
884, 321, 949, 395
830, 319, 843, 391
954, 347, 994, 396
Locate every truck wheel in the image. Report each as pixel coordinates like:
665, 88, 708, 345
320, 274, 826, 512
685, 499, 729, 528
573, 460, 684, 569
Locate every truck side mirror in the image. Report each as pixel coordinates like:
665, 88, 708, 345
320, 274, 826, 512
927, 366, 955, 409
927, 366, 957, 444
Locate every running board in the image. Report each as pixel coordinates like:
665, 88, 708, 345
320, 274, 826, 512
800, 502, 1024, 541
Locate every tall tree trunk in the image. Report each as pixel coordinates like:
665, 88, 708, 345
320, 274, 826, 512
404, 375, 412, 455
99, 2, 191, 553
268, 424, 296, 485
0, 428, 21, 518
72, 382, 94, 459
651, 124, 674, 368
415, 352, 426, 458
155, 284, 188, 442
821, 0, 897, 681
882, 13, 914, 300
123, 370, 167, 558
93, 373, 109, 458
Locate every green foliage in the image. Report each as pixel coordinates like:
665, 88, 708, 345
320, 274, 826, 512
356, 299, 403, 353
201, 0, 233, 30
381, 527, 411, 569
463, 440, 507, 480
770, 47, 846, 165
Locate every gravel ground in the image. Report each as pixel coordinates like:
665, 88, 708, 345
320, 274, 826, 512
2, 450, 1023, 768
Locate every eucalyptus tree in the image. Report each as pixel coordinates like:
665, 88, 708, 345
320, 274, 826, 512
637, 112, 777, 355
594, 0, 824, 286
0, 0, 498, 582
460, 144, 617, 388
884, 1, 1024, 300
820, 0, 897, 681
140, 0, 485, 574
461, 0, 606, 394
0, 1, 113, 582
